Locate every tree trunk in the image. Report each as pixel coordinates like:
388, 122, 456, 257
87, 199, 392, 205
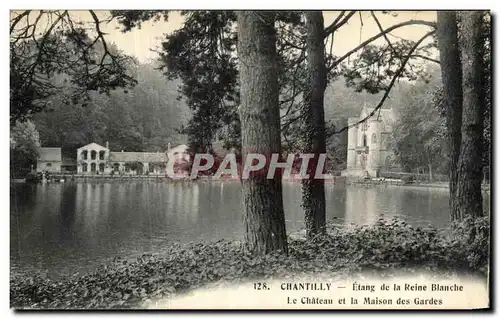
455, 11, 486, 219
237, 11, 288, 255
426, 149, 433, 182
302, 11, 327, 240
436, 12, 463, 219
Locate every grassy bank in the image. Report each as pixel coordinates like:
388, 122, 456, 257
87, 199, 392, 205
11, 217, 489, 309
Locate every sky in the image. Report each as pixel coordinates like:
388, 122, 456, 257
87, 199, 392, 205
51, 10, 437, 64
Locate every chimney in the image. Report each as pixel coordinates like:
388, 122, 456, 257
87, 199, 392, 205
106, 141, 109, 149
167, 142, 171, 152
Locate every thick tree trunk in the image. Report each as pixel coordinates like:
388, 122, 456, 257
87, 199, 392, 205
237, 11, 288, 255
302, 11, 327, 240
436, 12, 463, 220
455, 11, 486, 219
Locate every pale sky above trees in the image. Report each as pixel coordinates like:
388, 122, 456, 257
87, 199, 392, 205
11, 10, 437, 63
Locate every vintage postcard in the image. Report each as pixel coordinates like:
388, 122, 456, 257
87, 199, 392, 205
9, 9, 491, 310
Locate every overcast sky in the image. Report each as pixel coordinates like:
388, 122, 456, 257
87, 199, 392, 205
11, 10, 437, 63
74, 11, 437, 63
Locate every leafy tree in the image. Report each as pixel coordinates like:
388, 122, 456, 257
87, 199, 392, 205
32, 63, 189, 154
157, 11, 239, 154
391, 69, 448, 178
10, 120, 41, 177
10, 10, 136, 124
112, 10, 439, 242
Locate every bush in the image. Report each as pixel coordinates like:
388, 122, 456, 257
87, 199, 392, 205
10, 217, 489, 309
447, 216, 490, 272
25, 172, 41, 184
401, 175, 415, 184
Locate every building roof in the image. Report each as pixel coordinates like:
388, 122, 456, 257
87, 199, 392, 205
77, 142, 109, 151
109, 152, 168, 163
360, 106, 395, 127
38, 147, 62, 162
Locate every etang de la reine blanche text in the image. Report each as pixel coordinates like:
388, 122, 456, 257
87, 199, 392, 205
252, 282, 465, 306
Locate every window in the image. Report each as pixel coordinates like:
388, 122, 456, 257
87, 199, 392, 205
371, 133, 377, 144
99, 151, 105, 160
113, 163, 120, 172
99, 163, 105, 172
82, 163, 88, 172
91, 150, 97, 160
82, 150, 88, 160
380, 135, 386, 148
90, 163, 96, 172
46, 163, 52, 167
363, 134, 367, 147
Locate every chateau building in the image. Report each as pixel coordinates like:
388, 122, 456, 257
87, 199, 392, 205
76, 142, 189, 175
341, 105, 397, 178
37, 142, 189, 175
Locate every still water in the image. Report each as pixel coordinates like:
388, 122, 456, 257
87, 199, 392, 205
10, 181, 477, 278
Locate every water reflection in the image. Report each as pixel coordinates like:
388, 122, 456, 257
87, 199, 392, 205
11, 181, 475, 277
59, 184, 77, 241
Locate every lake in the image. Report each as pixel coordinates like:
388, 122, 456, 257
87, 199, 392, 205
10, 181, 485, 278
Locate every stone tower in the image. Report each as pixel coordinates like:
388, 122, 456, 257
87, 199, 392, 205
342, 105, 396, 179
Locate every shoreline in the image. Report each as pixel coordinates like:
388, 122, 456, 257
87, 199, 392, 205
10, 217, 489, 309
12, 175, 490, 193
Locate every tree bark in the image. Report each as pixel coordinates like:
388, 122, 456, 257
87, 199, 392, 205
237, 11, 288, 255
302, 11, 327, 240
436, 12, 463, 220
455, 11, 486, 219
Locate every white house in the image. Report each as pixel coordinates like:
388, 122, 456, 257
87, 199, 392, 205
76, 142, 189, 175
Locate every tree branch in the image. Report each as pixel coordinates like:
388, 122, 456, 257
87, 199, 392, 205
330, 11, 346, 29
371, 11, 398, 57
10, 10, 31, 34
328, 19, 436, 72
324, 10, 356, 37
409, 54, 440, 64
89, 10, 110, 66
331, 30, 435, 136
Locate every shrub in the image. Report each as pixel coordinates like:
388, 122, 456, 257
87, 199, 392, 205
10, 217, 489, 309
25, 172, 40, 184
401, 175, 415, 184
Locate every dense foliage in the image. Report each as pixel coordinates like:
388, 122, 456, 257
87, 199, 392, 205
31, 63, 189, 154
11, 217, 489, 309
10, 120, 41, 177
158, 11, 239, 154
10, 11, 136, 125
11, 11, 449, 175
111, 11, 437, 158
391, 66, 448, 176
